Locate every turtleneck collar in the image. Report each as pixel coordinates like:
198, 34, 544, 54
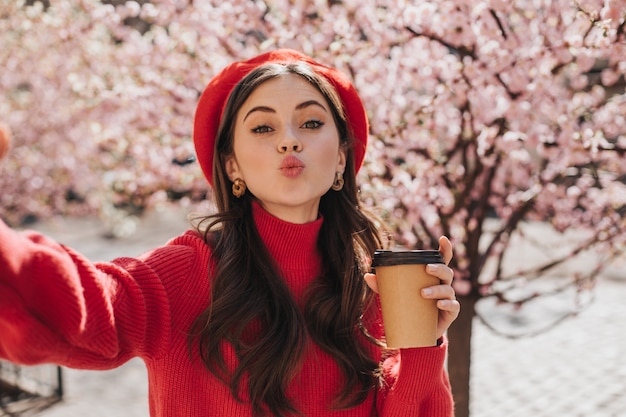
252, 200, 323, 298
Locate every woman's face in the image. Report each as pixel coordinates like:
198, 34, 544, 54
225, 74, 346, 224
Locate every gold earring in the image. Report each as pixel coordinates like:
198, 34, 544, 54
331, 172, 344, 191
232, 178, 246, 198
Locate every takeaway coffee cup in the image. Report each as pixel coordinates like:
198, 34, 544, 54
372, 250, 444, 348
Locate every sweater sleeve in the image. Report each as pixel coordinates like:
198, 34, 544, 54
0, 219, 196, 369
377, 340, 454, 416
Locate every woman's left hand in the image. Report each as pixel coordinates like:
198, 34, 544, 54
365, 236, 460, 341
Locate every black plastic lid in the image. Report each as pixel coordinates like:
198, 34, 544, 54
371, 250, 444, 267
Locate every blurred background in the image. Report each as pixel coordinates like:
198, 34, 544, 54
1, 1, 625, 416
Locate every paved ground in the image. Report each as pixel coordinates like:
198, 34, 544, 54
2, 205, 625, 417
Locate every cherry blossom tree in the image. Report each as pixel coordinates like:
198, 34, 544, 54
352, 3, 626, 415
1, 1, 625, 415
0, 0, 206, 232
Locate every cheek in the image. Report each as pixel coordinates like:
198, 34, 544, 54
233, 143, 269, 177
320, 142, 343, 169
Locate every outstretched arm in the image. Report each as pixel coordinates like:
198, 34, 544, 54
0, 220, 193, 368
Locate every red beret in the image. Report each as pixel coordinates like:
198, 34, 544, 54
192, 49, 369, 186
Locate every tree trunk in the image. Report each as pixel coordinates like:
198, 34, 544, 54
447, 293, 479, 417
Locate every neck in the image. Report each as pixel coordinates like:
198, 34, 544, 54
256, 199, 320, 224
252, 201, 323, 300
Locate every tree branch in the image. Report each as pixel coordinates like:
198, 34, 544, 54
404, 26, 475, 58
476, 265, 600, 339
502, 228, 618, 282
479, 194, 537, 280
488, 9, 507, 40
474, 295, 593, 339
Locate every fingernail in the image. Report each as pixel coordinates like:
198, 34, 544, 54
427, 264, 436, 273
422, 288, 433, 296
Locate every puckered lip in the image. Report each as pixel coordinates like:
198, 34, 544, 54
279, 155, 305, 170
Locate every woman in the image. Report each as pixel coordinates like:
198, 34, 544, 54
0, 49, 459, 416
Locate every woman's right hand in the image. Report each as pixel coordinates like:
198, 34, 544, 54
0, 123, 11, 161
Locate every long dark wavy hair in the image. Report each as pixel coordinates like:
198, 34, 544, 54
190, 62, 389, 416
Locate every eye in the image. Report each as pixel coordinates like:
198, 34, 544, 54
302, 119, 324, 129
252, 124, 273, 134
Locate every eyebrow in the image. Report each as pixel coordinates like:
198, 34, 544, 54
243, 100, 328, 122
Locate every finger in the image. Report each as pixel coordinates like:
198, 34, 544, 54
426, 263, 454, 285
0, 123, 11, 161
438, 236, 453, 265
421, 284, 456, 300
364, 273, 379, 293
436, 300, 461, 338
437, 298, 461, 313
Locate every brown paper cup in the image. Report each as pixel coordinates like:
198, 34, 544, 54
372, 250, 444, 348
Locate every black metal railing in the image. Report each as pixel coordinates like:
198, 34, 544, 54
0, 361, 62, 416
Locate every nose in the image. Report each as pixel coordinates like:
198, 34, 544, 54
277, 129, 302, 153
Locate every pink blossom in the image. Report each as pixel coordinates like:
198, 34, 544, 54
0, 0, 624, 309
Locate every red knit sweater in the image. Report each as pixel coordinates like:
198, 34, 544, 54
0, 203, 454, 416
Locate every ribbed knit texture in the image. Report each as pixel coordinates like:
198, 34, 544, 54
0, 202, 454, 416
